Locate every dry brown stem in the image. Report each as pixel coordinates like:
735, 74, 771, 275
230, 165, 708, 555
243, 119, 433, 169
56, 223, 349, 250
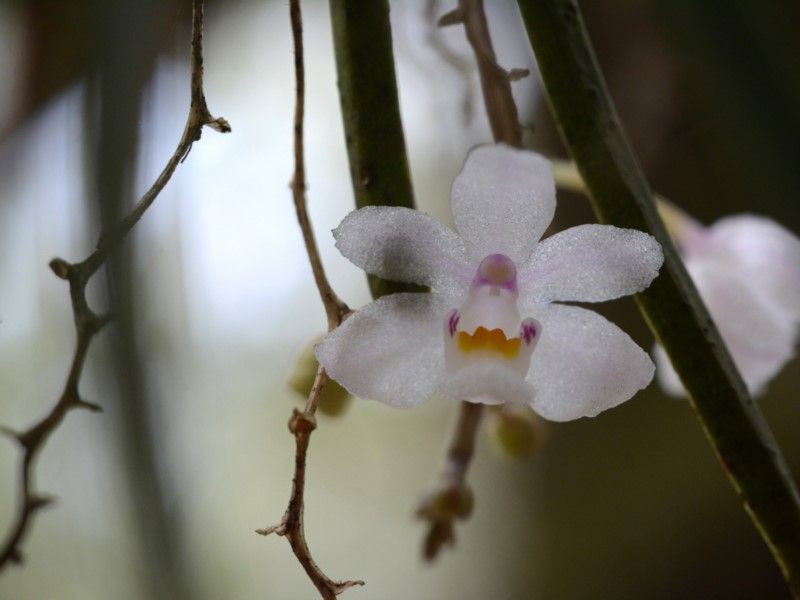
417, 402, 483, 560
254, 1, 360, 598
439, 0, 528, 146
0, 0, 229, 573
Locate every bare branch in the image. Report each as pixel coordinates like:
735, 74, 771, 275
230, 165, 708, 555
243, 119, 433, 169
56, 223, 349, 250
256, 1, 359, 598
456, 0, 526, 146
256, 372, 362, 600
417, 402, 483, 561
0, 0, 229, 573
425, 0, 476, 124
287, 0, 348, 330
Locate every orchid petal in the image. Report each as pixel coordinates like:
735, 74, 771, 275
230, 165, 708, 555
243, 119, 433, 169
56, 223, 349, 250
333, 206, 472, 298
681, 259, 794, 397
316, 293, 450, 408
701, 215, 800, 324
653, 345, 684, 397
522, 303, 655, 421
450, 144, 555, 262
438, 363, 535, 406
521, 224, 663, 303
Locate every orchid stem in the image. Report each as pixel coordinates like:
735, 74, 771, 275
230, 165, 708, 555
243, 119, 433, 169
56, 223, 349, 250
517, 1, 800, 595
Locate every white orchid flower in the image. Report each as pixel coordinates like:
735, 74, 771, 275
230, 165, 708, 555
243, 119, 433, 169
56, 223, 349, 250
655, 206, 800, 397
316, 144, 663, 421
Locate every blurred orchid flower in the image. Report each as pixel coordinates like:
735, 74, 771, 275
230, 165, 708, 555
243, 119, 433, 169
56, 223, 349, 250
316, 145, 663, 421
655, 205, 800, 397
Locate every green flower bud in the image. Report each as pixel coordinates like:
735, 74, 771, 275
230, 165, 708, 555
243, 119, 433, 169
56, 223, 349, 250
288, 337, 353, 417
487, 405, 547, 459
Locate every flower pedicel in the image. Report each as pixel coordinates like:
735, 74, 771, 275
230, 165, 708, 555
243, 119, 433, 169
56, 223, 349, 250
317, 144, 664, 421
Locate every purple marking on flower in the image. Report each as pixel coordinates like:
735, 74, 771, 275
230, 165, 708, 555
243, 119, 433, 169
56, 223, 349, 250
472, 253, 518, 292
447, 309, 460, 337
520, 319, 539, 345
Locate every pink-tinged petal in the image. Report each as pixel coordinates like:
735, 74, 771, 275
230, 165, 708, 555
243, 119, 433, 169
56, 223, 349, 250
450, 144, 555, 262
522, 303, 655, 421
333, 206, 472, 299
701, 215, 800, 324
653, 345, 684, 397
437, 362, 535, 406
316, 293, 450, 408
521, 224, 663, 303
685, 259, 794, 396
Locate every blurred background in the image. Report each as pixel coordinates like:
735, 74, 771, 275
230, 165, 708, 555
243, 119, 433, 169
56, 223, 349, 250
1, 0, 799, 598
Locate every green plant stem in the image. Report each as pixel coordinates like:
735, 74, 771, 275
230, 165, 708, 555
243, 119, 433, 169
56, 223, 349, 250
517, 1, 800, 594
329, 0, 419, 299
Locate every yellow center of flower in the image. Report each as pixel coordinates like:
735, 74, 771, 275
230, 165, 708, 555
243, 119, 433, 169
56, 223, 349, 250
457, 327, 522, 359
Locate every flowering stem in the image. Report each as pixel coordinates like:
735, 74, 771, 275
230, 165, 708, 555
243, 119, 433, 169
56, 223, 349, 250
417, 402, 482, 560
518, 1, 800, 594
329, 0, 419, 299
416, 0, 526, 562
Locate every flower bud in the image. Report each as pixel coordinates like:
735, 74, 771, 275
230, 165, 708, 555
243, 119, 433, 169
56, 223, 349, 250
487, 405, 547, 459
288, 337, 353, 417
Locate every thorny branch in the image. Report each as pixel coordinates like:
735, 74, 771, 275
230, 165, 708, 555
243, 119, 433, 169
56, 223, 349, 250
416, 0, 527, 561
0, 0, 229, 573
254, 1, 360, 599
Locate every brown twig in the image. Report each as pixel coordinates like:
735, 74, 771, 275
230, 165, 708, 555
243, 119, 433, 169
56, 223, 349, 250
417, 0, 527, 561
0, 0, 229, 573
254, 1, 359, 599
417, 402, 483, 560
424, 0, 476, 123
439, 0, 528, 146
286, 0, 348, 331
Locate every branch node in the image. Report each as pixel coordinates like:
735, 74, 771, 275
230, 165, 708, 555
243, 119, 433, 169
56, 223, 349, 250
206, 116, 231, 133
255, 520, 287, 537
422, 520, 455, 562
0, 425, 21, 444
288, 409, 317, 436
75, 398, 103, 413
416, 481, 474, 521
86, 312, 114, 335
437, 8, 464, 27
28, 494, 56, 512
507, 67, 530, 81
48, 258, 73, 280
416, 479, 474, 562
332, 580, 366, 595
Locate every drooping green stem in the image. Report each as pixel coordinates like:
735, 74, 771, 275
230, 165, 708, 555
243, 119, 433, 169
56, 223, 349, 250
329, 0, 419, 299
517, 1, 800, 594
